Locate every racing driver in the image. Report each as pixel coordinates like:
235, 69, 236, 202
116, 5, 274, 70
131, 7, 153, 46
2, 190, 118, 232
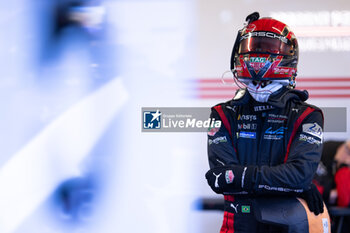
205, 12, 326, 233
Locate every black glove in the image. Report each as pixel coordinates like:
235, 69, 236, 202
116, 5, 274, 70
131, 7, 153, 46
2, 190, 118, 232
300, 183, 324, 215
205, 165, 255, 194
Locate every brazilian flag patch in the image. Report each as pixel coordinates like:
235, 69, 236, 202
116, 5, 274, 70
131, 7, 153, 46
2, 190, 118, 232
241, 205, 250, 213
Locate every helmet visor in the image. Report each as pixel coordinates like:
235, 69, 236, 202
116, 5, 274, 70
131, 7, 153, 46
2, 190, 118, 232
238, 33, 295, 56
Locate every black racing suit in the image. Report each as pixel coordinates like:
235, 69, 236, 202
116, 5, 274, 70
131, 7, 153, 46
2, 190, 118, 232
207, 87, 324, 233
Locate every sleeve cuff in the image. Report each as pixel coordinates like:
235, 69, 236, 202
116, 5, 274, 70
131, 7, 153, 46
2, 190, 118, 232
242, 166, 257, 191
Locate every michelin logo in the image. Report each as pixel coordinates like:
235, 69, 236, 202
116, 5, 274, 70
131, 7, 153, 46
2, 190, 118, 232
302, 123, 323, 140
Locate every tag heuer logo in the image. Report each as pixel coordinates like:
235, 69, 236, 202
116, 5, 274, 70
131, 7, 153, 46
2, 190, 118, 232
250, 57, 266, 63
225, 170, 234, 184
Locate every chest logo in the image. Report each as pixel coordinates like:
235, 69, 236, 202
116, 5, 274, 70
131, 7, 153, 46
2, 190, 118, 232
238, 114, 257, 121
264, 126, 287, 140
239, 131, 256, 139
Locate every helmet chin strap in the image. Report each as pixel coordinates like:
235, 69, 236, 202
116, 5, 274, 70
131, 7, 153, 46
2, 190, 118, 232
246, 80, 285, 103
231, 70, 290, 103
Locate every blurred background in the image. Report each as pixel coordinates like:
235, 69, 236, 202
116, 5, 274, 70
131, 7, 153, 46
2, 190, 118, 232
0, 0, 349, 232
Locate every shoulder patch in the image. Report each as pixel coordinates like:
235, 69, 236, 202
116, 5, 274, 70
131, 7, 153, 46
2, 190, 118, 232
302, 122, 323, 139
208, 125, 220, 136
